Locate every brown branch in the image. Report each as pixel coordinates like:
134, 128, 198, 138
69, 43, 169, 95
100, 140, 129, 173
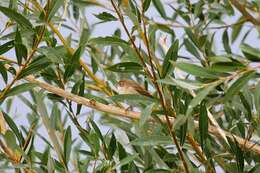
22, 74, 260, 154
229, 0, 260, 25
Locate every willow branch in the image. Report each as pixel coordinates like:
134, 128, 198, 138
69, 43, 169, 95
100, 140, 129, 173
20, 74, 260, 154
229, 0, 260, 25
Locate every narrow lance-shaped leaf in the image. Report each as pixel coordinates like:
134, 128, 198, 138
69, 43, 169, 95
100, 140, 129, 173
139, 103, 155, 126
223, 29, 232, 54
174, 62, 220, 79
47, 0, 64, 21
64, 126, 72, 164
0, 62, 8, 84
186, 80, 221, 116
224, 71, 256, 101
0, 40, 14, 55
152, 0, 166, 18
94, 12, 117, 22
0, 6, 33, 31
161, 40, 179, 78
199, 101, 208, 151
106, 62, 143, 73
240, 44, 260, 61
143, 0, 152, 12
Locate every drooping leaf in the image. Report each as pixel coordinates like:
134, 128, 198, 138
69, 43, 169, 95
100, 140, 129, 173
143, 0, 152, 12
139, 103, 155, 126
0, 62, 8, 84
224, 71, 256, 101
47, 0, 64, 21
89, 36, 129, 46
0, 6, 33, 31
223, 29, 232, 54
174, 62, 220, 79
64, 46, 83, 82
240, 44, 260, 61
199, 101, 208, 151
64, 126, 72, 164
5, 83, 37, 98
152, 0, 166, 18
161, 40, 179, 78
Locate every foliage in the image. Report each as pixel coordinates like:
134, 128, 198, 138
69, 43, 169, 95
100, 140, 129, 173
0, 0, 260, 172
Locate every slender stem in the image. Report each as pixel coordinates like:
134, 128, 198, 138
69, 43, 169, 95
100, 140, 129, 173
229, 0, 260, 25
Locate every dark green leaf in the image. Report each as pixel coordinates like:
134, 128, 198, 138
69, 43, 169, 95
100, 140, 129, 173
199, 101, 208, 151
94, 12, 117, 22
47, 0, 64, 21
5, 83, 37, 97
64, 126, 72, 164
223, 29, 232, 54
109, 94, 157, 103
3, 112, 24, 146
174, 62, 220, 79
18, 56, 51, 79
108, 133, 117, 160
241, 44, 260, 61
143, 0, 152, 12
0, 6, 33, 31
106, 62, 143, 73
0, 40, 14, 55
0, 62, 8, 84
161, 40, 179, 78
64, 46, 82, 82
113, 154, 139, 169
89, 36, 129, 46
184, 38, 201, 59
152, 0, 166, 18
224, 71, 256, 101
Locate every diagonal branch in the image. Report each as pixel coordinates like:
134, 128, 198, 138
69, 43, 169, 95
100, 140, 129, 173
229, 0, 260, 25
21, 74, 260, 154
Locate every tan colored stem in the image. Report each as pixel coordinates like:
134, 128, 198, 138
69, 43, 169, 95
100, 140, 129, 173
23, 74, 260, 154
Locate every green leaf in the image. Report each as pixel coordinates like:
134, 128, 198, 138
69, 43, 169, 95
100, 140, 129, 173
131, 135, 172, 146
199, 101, 208, 151
152, 0, 166, 18
64, 126, 72, 164
109, 94, 157, 103
18, 56, 51, 79
94, 12, 117, 22
143, 0, 152, 12
48, 0, 64, 21
224, 71, 256, 101
106, 62, 143, 73
0, 40, 14, 55
223, 29, 232, 54
37, 47, 64, 63
108, 133, 117, 160
186, 81, 221, 116
139, 103, 155, 126
84, 93, 109, 105
158, 77, 203, 90
231, 17, 244, 43
89, 36, 129, 46
0, 62, 8, 84
208, 55, 233, 64
113, 154, 139, 169
64, 46, 82, 82
3, 112, 24, 146
0, 6, 33, 31
240, 44, 260, 61
184, 38, 201, 59
4, 130, 19, 150
255, 82, 260, 114
79, 28, 90, 47
161, 40, 179, 78
174, 62, 220, 79
5, 83, 37, 97
89, 119, 107, 151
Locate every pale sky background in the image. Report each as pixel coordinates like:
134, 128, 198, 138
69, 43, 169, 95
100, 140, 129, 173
0, 1, 260, 172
